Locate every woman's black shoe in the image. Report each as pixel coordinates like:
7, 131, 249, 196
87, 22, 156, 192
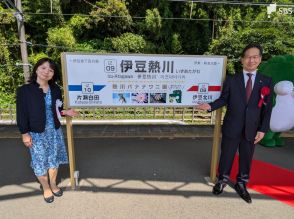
43, 195, 54, 203
52, 188, 63, 197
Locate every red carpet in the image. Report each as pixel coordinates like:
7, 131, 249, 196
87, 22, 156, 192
230, 155, 294, 207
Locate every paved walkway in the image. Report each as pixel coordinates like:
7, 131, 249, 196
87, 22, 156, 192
0, 125, 293, 218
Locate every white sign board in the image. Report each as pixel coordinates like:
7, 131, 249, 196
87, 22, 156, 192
62, 53, 226, 107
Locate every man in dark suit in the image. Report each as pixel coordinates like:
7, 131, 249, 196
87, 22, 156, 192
197, 43, 273, 203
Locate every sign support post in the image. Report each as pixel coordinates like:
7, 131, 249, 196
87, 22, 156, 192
210, 108, 222, 183
66, 116, 76, 189
61, 54, 77, 189
209, 58, 226, 183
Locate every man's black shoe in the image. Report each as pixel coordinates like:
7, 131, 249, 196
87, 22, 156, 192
212, 181, 226, 195
235, 183, 252, 203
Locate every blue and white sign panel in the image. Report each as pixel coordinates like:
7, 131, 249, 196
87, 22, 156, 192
62, 53, 226, 107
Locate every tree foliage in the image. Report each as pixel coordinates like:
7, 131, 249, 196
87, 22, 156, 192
145, 8, 162, 39
46, 26, 76, 60
22, 0, 64, 45
0, 6, 23, 104
208, 11, 294, 74
88, 0, 132, 38
109, 32, 146, 53
0, 0, 293, 104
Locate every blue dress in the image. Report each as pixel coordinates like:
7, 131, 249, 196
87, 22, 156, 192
29, 88, 68, 176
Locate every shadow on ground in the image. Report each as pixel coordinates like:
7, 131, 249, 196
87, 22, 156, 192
1, 137, 293, 202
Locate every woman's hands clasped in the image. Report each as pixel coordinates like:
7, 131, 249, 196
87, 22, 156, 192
22, 133, 32, 148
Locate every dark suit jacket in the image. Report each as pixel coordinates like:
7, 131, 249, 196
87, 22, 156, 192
209, 72, 273, 141
16, 82, 64, 134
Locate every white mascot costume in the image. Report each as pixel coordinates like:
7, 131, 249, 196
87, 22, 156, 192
270, 81, 294, 132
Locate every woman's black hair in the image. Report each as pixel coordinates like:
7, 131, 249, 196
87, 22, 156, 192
29, 57, 60, 85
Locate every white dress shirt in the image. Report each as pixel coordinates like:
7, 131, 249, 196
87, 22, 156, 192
243, 70, 257, 89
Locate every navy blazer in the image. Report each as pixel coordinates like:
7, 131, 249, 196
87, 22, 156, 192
209, 72, 273, 141
16, 82, 63, 134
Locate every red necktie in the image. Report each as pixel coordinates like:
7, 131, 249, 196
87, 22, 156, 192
245, 73, 253, 103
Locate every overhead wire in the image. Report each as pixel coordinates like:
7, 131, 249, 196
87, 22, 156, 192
168, 0, 294, 7
0, 40, 121, 56
0, 11, 293, 24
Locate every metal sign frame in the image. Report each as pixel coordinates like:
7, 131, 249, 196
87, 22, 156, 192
61, 52, 227, 188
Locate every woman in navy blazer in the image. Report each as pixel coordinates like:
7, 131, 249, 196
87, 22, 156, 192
16, 58, 78, 203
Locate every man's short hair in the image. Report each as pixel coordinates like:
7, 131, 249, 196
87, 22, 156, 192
241, 43, 263, 57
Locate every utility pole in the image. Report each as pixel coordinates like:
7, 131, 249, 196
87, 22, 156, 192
14, 0, 30, 83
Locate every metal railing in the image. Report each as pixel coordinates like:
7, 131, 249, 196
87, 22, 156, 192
0, 104, 216, 125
